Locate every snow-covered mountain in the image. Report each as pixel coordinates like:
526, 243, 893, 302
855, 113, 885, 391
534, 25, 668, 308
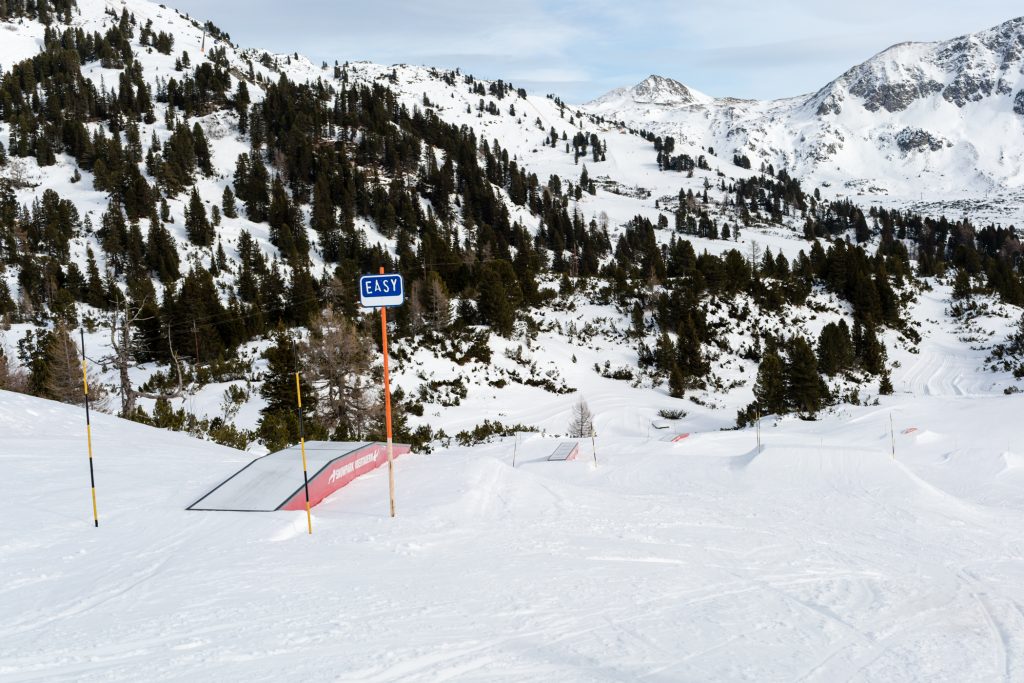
585, 17, 1024, 214
589, 74, 713, 108
2, 0, 1024, 458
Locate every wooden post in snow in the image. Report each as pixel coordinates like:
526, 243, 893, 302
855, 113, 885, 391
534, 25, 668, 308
890, 413, 896, 461
380, 267, 396, 518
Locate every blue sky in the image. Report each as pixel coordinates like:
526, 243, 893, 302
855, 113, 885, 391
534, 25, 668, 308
172, 1, 1020, 103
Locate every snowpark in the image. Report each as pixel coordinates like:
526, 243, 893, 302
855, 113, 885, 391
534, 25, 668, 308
3, 335, 1024, 681
3, 0, 1024, 678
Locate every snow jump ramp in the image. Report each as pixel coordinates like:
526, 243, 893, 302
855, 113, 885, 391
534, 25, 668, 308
188, 441, 411, 512
548, 442, 580, 461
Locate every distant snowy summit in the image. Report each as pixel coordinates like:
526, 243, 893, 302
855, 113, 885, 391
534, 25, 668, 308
584, 16, 1024, 201
590, 16, 1024, 116
588, 74, 713, 108
814, 15, 1024, 115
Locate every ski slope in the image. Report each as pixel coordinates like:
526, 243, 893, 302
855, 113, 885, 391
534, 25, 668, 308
2, 388, 1024, 681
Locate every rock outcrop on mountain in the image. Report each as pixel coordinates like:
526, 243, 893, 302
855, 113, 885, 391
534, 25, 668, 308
585, 17, 1024, 200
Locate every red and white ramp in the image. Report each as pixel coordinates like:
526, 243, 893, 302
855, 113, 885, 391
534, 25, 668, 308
188, 441, 410, 511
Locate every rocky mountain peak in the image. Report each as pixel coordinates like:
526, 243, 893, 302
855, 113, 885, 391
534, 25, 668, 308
827, 15, 1024, 113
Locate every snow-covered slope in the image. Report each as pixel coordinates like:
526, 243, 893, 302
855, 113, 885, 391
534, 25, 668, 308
585, 17, 1024, 219
1, 0, 1022, 442
3, 372, 1024, 680
0, 0, 761, 306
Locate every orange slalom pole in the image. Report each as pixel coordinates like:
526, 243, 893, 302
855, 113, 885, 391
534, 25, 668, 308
293, 341, 313, 535
380, 266, 396, 518
80, 329, 99, 528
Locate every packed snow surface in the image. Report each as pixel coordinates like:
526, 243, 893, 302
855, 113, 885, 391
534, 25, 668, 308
2, 381, 1024, 681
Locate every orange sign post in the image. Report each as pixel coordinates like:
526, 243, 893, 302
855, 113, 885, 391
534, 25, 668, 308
360, 267, 405, 518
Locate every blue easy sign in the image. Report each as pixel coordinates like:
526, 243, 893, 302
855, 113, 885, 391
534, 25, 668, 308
359, 273, 405, 308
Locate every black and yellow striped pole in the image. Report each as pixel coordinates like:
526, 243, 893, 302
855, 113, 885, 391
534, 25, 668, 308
292, 340, 313, 535
80, 329, 99, 528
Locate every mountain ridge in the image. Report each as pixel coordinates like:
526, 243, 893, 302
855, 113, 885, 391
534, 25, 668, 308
584, 15, 1024, 207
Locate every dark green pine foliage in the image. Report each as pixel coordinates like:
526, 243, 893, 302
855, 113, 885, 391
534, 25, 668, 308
184, 187, 213, 246
191, 122, 214, 176
854, 322, 887, 376
233, 153, 269, 223
258, 332, 324, 451
817, 320, 854, 376
160, 123, 197, 196
221, 185, 238, 218
267, 175, 307, 263
753, 346, 787, 417
286, 267, 318, 327
785, 335, 828, 416
98, 199, 129, 274
675, 313, 707, 383
0, 0, 77, 23
83, 247, 107, 309
476, 262, 517, 336
164, 267, 230, 363
668, 363, 686, 399
145, 216, 180, 282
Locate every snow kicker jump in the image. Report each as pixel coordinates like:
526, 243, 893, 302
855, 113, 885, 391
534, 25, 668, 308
548, 442, 581, 461
187, 442, 411, 512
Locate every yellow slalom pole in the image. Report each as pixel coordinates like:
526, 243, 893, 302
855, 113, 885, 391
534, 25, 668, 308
380, 266, 396, 518
293, 341, 313, 535
80, 329, 99, 528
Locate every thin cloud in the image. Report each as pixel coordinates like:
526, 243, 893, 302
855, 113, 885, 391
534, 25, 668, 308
171, 0, 1022, 102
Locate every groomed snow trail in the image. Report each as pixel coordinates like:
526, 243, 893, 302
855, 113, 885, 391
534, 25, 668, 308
2, 389, 1024, 681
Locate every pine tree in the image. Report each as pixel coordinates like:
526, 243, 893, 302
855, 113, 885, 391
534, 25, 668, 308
84, 248, 107, 309
191, 122, 213, 176
655, 331, 675, 374
878, 369, 894, 395
952, 268, 972, 300
476, 264, 514, 336
99, 200, 129, 274
753, 347, 786, 416
267, 175, 298, 259
786, 335, 827, 415
310, 175, 336, 235
0, 266, 15, 316
221, 185, 238, 218
286, 267, 318, 326
857, 324, 887, 375
668, 362, 686, 399
817, 321, 854, 376
260, 332, 316, 415
675, 314, 707, 380
258, 332, 321, 449
26, 324, 91, 404
184, 187, 213, 246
